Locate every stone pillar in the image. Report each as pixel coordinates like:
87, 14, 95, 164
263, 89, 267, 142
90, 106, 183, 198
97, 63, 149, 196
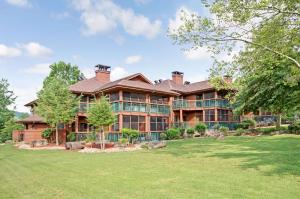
180, 109, 183, 123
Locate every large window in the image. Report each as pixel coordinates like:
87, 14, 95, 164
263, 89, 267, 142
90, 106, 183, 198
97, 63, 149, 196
204, 92, 215, 99
123, 115, 146, 132
123, 102, 147, 112
205, 109, 215, 121
112, 116, 119, 132
150, 95, 168, 104
110, 92, 119, 102
79, 123, 88, 132
150, 116, 168, 131
123, 92, 146, 102
218, 110, 229, 121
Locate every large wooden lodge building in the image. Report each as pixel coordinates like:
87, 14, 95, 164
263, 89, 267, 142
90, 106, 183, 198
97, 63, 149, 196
14, 65, 240, 143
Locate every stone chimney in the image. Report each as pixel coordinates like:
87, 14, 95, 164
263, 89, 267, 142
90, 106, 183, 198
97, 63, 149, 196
95, 64, 111, 83
172, 71, 184, 85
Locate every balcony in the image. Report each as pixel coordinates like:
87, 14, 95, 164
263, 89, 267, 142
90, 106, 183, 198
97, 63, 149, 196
79, 102, 170, 115
172, 99, 231, 109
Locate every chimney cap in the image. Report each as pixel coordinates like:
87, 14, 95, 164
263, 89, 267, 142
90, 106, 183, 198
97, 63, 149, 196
172, 71, 184, 75
95, 64, 111, 71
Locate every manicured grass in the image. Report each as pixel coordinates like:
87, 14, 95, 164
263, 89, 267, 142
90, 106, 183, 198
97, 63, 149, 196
1, 135, 300, 199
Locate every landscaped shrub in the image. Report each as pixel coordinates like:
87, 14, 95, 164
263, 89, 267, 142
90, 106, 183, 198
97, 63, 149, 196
288, 121, 300, 134
234, 128, 245, 136
257, 127, 276, 135
41, 128, 53, 139
86, 131, 97, 143
219, 126, 229, 136
160, 132, 167, 140
195, 122, 207, 136
67, 132, 76, 142
237, 119, 257, 129
118, 138, 128, 145
122, 128, 139, 143
179, 128, 185, 136
213, 124, 220, 132
186, 128, 195, 136
165, 128, 180, 140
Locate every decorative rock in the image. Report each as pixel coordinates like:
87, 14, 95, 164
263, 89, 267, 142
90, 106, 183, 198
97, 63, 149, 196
5, 140, 13, 144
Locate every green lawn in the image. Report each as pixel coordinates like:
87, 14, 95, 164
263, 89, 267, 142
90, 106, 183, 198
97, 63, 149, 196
1, 135, 300, 199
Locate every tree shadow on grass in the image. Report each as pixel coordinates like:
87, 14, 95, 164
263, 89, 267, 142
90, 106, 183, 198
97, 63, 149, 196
155, 136, 300, 176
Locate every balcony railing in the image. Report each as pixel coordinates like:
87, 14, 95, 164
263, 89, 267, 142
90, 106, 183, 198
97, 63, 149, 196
173, 99, 231, 109
79, 102, 170, 115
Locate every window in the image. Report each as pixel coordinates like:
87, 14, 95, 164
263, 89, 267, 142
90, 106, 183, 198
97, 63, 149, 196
79, 123, 88, 132
109, 92, 119, 102
123, 92, 146, 102
150, 116, 168, 131
112, 116, 119, 131
89, 96, 96, 102
217, 110, 229, 121
196, 94, 203, 100
122, 102, 147, 112
122, 115, 146, 132
205, 109, 215, 121
204, 92, 215, 99
217, 91, 226, 99
150, 95, 168, 104
80, 95, 88, 102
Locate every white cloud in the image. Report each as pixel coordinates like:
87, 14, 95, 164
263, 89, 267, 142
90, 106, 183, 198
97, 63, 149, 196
134, 0, 151, 5
111, 67, 129, 80
183, 48, 211, 60
23, 63, 51, 75
168, 6, 195, 35
81, 67, 94, 78
0, 44, 22, 58
6, 0, 31, 7
125, 55, 142, 64
20, 42, 52, 57
12, 86, 41, 112
71, 0, 161, 38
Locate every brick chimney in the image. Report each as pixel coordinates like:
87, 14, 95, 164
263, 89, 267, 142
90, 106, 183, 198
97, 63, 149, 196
172, 71, 184, 85
95, 64, 111, 82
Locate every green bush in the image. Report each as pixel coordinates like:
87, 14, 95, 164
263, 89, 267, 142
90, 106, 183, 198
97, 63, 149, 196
195, 123, 207, 136
160, 132, 167, 140
122, 128, 139, 143
234, 128, 245, 136
86, 131, 97, 143
186, 128, 195, 135
118, 138, 128, 145
213, 124, 220, 131
288, 121, 300, 134
67, 132, 76, 142
219, 126, 229, 135
237, 119, 257, 129
165, 128, 180, 140
179, 128, 185, 136
41, 128, 53, 139
257, 127, 276, 135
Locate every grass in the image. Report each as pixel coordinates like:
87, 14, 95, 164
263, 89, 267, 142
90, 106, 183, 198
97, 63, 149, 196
1, 135, 300, 199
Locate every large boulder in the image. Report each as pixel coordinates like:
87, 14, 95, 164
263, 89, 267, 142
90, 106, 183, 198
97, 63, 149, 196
65, 142, 84, 150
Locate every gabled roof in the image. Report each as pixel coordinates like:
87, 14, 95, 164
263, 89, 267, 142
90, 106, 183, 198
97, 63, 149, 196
69, 73, 179, 95
155, 79, 214, 94
24, 99, 38, 107
18, 114, 46, 123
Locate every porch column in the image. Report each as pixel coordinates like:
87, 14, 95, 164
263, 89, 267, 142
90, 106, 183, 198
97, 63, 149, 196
119, 114, 123, 134
169, 96, 174, 124
180, 109, 183, 123
215, 109, 218, 122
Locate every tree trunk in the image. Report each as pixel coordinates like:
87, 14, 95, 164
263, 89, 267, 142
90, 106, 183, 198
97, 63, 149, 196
276, 114, 282, 129
101, 126, 105, 150
55, 125, 59, 146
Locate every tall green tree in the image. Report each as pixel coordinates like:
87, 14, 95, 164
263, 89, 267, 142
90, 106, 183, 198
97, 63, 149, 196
87, 96, 115, 150
0, 118, 24, 143
43, 61, 85, 86
36, 78, 79, 145
0, 79, 15, 134
168, 0, 300, 124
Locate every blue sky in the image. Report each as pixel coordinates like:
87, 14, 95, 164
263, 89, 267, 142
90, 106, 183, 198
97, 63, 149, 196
0, 0, 216, 112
